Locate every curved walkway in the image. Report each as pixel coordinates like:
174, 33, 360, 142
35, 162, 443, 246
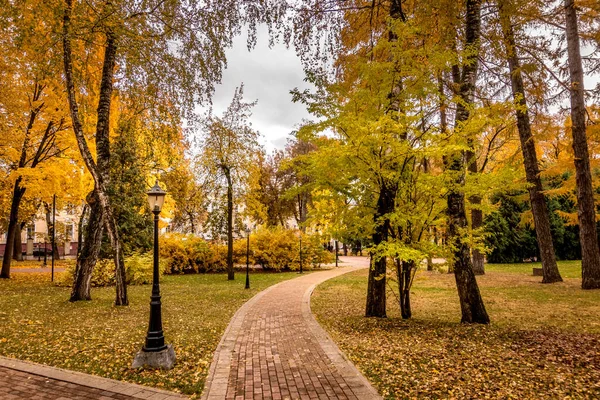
203, 256, 381, 400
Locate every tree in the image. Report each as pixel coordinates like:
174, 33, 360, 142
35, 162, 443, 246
497, 0, 562, 283
445, 0, 489, 324
163, 161, 207, 235
283, 139, 317, 230
246, 150, 298, 228
0, 79, 70, 278
200, 85, 261, 280
564, 0, 600, 289
62, 0, 284, 301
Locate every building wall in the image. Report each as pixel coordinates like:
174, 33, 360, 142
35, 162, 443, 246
0, 208, 81, 258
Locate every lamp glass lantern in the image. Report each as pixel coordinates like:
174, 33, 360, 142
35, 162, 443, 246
147, 181, 166, 212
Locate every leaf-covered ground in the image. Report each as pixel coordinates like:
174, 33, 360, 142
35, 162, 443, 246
8, 259, 73, 269
0, 269, 301, 398
312, 263, 600, 399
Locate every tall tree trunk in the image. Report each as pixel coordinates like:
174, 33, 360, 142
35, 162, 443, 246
63, 1, 128, 304
70, 191, 104, 301
76, 203, 89, 259
365, 182, 396, 318
564, 0, 600, 289
365, 0, 405, 318
447, 0, 489, 323
467, 157, 485, 275
224, 167, 234, 280
498, 0, 562, 283
13, 223, 24, 261
1, 180, 26, 278
395, 259, 414, 319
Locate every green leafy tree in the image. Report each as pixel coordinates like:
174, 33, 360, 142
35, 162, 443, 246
199, 85, 262, 280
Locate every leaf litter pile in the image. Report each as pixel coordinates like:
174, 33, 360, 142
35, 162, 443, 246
0, 271, 299, 398
312, 268, 600, 399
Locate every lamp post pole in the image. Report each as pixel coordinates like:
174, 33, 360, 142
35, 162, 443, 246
245, 228, 250, 289
132, 181, 175, 369
51, 194, 55, 282
335, 240, 339, 268
299, 235, 303, 274
144, 207, 166, 352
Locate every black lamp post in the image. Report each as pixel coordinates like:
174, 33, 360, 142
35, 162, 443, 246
145, 181, 167, 351
245, 226, 251, 289
335, 240, 339, 268
132, 181, 175, 369
51, 194, 56, 282
299, 233, 303, 274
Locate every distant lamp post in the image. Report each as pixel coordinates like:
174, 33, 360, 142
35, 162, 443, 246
298, 232, 303, 274
335, 240, 339, 268
51, 194, 56, 281
245, 226, 251, 289
132, 181, 176, 369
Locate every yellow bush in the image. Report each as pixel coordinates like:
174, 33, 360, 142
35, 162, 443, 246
250, 227, 333, 271
160, 233, 228, 273
153, 230, 333, 274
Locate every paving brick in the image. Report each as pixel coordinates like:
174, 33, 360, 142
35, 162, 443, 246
204, 257, 381, 400
0, 364, 186, 400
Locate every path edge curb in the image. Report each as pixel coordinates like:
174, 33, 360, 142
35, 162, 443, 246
0, 355, 186, 399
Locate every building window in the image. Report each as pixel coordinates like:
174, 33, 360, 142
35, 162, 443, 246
66, 224, 74, 241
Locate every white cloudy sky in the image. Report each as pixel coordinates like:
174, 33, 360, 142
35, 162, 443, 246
196, 27, 314, 153
194, 26, 599, 155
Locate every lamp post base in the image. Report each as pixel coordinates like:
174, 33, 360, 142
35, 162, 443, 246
132, 344, 176, 370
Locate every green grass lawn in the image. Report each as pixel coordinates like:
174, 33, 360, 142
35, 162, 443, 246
486, 260, 582, 278
0, 270, 301, 398
312, 261, 600, 399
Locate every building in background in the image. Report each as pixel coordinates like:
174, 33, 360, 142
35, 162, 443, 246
0, 206, 82, 260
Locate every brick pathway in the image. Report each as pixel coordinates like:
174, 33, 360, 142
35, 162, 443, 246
0, 357, 186, 400
203, 257, 381, 400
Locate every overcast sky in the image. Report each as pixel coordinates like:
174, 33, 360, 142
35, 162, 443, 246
197, 27, 314, 153
196, 26, 599, 155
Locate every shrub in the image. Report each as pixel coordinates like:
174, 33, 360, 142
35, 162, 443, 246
161, 233, 227, 273
158, 229, 333, 274
251, 227, 333, 271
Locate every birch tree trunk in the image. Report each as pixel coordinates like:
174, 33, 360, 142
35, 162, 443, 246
564, 0, 600, 289
498, 0, 562, 283
70, 191, 104, 301
63, 0, 128, 305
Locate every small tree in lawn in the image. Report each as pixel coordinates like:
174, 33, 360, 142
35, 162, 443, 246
200, 85, 261, 280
